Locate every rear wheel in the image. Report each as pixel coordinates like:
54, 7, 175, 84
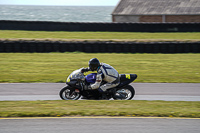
59, 86, 81, 100
113, 85, 135, 100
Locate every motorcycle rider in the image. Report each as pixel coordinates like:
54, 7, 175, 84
81, 58, 124, 99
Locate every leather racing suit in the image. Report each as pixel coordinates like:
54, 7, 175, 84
89, 63, 120, 92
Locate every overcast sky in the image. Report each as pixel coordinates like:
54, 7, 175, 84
0, 0, 119, 6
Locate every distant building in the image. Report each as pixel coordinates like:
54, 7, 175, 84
112, 0, 200, 23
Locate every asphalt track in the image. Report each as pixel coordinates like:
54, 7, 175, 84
0, 83, 200, 101
0, 117, 200, 133
0, 84, 200, 133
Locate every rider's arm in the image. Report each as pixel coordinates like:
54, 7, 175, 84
89, 70, 103, 90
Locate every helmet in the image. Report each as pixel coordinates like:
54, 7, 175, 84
89, 58, 100, 71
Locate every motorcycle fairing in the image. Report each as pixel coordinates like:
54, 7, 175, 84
66, 69, 85, 89
85, 73, 97, 83
117, 74, 137, 88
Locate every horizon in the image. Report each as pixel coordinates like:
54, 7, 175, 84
0, 0, 119, 6
0, 4, 115, 7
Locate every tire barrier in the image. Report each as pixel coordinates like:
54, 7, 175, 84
0, 20, 200, 32
0, 40, 199, 53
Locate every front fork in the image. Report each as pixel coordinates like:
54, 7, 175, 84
79, 81, 85, 91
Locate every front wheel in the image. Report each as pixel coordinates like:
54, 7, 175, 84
113, 85, 135, 100
59, 86, 81, 100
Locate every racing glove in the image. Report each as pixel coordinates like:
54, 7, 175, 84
81, 67, 90, 73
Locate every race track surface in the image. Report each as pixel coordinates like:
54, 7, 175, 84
0, 83, 200, 101
1, 117, 200, 133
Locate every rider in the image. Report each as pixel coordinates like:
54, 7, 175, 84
81, 58, 124, 99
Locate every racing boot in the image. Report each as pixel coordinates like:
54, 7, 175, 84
109, 88, 126, 100
113, 93, 126, 100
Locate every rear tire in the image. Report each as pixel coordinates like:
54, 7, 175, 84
59, 86, 81, 100
113, 85, 135, 100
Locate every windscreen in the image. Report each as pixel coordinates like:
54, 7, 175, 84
67, 68, 85, 82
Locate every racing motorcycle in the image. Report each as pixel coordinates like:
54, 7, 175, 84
59, 68, 137, 100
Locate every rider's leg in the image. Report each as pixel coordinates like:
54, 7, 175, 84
98, 82, 125, 99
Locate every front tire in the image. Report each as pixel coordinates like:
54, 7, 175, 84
59, 86, 81, 100
113, 85, 135, 100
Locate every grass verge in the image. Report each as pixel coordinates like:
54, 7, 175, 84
0, 100, 199, 118
0, 53, 200, 83
0, 30, 200, 41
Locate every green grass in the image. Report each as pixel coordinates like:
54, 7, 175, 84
0, 100, 199, 118
0, 53, 199, 83
0, 30, 200, 41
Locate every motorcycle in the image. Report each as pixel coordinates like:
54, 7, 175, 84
59, 68, 137, 100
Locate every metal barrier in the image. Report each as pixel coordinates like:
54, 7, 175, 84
0, 40, 199, 53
